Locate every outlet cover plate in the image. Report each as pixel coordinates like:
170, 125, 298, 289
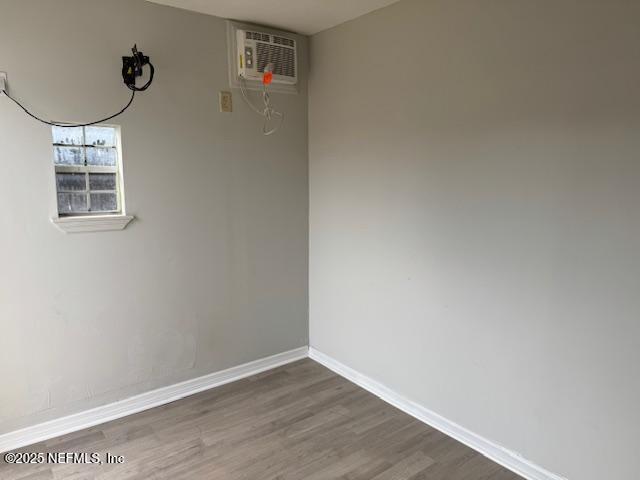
219, 90, 232, 113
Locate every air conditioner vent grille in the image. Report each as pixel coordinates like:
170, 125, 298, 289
273, 36, 295, 47
246, 31, 270, 42
256, 43, 296, 78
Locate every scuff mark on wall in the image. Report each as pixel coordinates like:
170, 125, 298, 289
0, 385, 52, 423
127, 330, 198, 381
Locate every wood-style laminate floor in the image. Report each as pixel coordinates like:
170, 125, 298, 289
1, 359, 523, 480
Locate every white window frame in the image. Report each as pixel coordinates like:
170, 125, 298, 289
51, 124, 133, 233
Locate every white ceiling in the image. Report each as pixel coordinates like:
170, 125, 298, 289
145, 0, 402, 35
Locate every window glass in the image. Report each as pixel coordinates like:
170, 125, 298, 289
89, 173, 116, 191
56, 173, 86, 191
85, 126, 116, 147
52, 126, 84, 146
52, 126, 123, 216
86, 147, 117, 166
90, 193, 118, 212
57, 193, 88, 214
54, 146, 84, 166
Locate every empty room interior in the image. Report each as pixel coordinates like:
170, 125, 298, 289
1, 1, 638, 479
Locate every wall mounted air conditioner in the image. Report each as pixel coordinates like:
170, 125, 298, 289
236, 29, 298, 86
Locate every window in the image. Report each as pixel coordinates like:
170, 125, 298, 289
52, 125, 124, 216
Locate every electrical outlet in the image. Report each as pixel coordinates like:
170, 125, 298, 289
0, 72, 7, 94
219, 91, 232, 113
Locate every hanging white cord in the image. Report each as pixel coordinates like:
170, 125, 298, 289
239, 77, 284, 136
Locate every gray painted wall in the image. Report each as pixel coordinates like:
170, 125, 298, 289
0, 0, 308, 434
309, 1, 640, 479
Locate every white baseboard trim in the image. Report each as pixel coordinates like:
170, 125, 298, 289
0, 346, 308, 454
308, 347, 567, 480
0, 345, 567, 480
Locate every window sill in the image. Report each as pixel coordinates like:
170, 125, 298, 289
51, 214, 134, 233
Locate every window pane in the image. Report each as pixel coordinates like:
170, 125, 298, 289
85, 126, 116, 147
86, 147, 117, 166
54, 146, 84, 165
52, 126, 84, 146
90, 193, 118, 212
56, 173, 86, 191
89, 173, 116, 191
57, 193, 88, 214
